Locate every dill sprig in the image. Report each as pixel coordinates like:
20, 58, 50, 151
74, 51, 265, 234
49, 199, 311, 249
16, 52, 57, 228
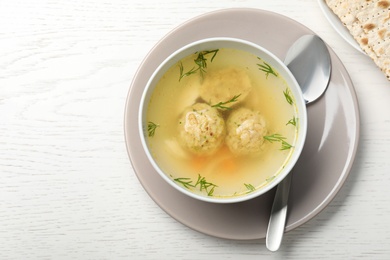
173, 174, 218, 196
195, 175, 217, 196
283, 88, 294, 105
211, 94, 241, 110
257, 58, 278, 78
286, 116, 297, 126
263, 133, 293, 150
244, 183, 256, 193
173, 177, 194, 189
280, 141, 293, 150
179, 49, 219, 81
179, 63, 197, 81
147, 121, 159, 137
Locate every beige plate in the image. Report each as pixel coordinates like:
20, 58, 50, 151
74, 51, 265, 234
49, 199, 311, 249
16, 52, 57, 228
124, 8, 360, 240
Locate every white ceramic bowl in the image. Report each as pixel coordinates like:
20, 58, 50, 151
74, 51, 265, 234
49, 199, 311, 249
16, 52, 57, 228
138, 37, 307, 203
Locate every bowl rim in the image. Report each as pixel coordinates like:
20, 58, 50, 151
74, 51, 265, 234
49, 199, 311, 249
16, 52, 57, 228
138, 37, 308, 204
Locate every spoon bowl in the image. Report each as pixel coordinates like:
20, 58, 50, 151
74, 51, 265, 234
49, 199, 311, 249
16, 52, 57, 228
285, 35, 331, 104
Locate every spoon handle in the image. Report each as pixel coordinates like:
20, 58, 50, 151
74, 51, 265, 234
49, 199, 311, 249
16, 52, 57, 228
265, 173, 292, 251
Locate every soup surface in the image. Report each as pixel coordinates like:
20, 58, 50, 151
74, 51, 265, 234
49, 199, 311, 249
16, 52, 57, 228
145, 48, 299, 198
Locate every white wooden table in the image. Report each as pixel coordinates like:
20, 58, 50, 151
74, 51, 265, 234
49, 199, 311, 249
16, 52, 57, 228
1, 0, 390, 259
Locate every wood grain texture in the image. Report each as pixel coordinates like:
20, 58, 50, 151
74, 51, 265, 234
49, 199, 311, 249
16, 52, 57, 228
1, 0, 390, 259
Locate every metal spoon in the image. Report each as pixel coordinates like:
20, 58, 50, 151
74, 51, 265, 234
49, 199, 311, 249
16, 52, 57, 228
265, 35, 331, 252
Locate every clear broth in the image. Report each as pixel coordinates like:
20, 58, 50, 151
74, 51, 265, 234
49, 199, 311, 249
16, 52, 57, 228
145, 48, 299, 198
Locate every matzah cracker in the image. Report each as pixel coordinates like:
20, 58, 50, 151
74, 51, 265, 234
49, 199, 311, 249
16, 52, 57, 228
325, 0, 390, 80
